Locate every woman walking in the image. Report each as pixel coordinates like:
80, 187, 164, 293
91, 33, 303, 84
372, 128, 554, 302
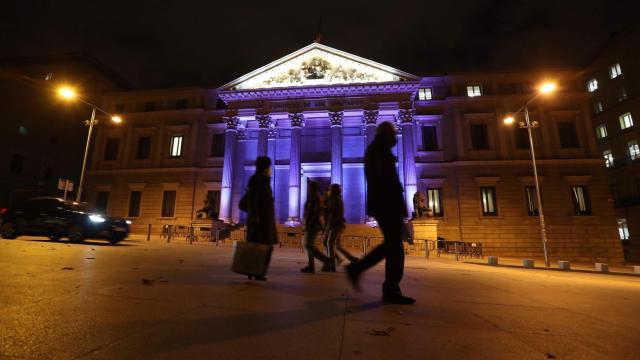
300, 181, 333, 273
245, 156, 278, 280
325, 184, 358, 269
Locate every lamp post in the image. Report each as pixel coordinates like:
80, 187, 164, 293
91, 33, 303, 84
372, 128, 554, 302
503, 82, 556, 267
57, 86, 123, 203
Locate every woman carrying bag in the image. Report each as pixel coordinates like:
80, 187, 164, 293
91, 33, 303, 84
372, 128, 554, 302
324, 184, 358, 270
300, 181, 333, 273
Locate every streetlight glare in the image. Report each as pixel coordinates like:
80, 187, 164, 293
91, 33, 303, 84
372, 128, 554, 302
58, 86, 76, 99
503, 116, 515, 125
539, 83, 556, 94
111, 116, 123, 123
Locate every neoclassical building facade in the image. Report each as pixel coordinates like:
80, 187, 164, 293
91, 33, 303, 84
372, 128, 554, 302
88, 43, 624, 263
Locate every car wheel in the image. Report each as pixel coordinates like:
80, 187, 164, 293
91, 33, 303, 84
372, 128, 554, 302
108, 234, 125, 245
68, 226, 85, 243
48, 234, 61, 241
1, 223, 18, 239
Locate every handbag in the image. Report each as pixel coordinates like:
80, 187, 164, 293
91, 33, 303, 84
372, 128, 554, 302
239, 190, 249, 212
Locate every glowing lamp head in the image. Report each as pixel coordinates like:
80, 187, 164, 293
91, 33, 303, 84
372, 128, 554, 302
539, 83, 556, 94
58, 86, 76, 99
503, 116, 515, 125
111, 115, 123, 124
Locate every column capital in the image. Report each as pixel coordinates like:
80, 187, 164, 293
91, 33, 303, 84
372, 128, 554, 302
328, 111, 344, 127
223, 116, 240, 131
236, 126, 248, 140
396, 108, 415, 125
267, 124, 278, 138
362, 109, 379, 126
288, 112, 305, 128
256, 114, 272, 128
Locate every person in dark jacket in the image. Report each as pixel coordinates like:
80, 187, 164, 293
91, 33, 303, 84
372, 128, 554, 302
324, 184, 357, 268
346, 121, 415, 304
300, 181, 333, 273
245, 156, 278, 280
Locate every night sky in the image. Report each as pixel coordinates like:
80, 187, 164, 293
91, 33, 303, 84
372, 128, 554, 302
2, 0, 638, 89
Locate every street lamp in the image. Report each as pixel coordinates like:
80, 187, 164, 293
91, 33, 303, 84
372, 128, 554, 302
57, 85, 123, 202
503, 82, 556, 267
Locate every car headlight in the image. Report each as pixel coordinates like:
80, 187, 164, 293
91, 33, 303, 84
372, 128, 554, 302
125, 220, 132, 225
89, 214, 106, 223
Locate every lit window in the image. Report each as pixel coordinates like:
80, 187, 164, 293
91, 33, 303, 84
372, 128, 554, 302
603, 149, 614, 168
571, 185, 591, 215
619, 112, 634, 129
480, 187, 497, 216
426, 188, 443, 216
587, 78, 598, 92
417, 88, 433, 101
45, 73, 53, 81
594, 101, 604, 114
595, 124, 607, 139
628, 140, 640, 160
617, 87, 628, 102
169, 135, 183, 157
618, 218, 630, 240
609, 63, 622, 79
467, 85, 482, 97
524, 186, 539, 216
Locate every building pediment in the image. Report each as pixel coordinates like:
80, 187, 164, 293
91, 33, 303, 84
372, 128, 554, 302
220, 43, 418, 91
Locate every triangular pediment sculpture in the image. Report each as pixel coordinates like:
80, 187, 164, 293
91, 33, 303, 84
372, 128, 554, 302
221, 43, 418, 91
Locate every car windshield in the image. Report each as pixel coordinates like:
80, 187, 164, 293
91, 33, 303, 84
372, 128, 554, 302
68, 202, 101, 214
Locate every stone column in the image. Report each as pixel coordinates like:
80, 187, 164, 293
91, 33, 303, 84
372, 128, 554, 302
231, 127, 247, 224
329, 111, 344, 186
256, 114, 271, 157
288, 113, 305, 224
398, 109, 417, 217
267, 124, 277, 195
363, 110, 379, 146
219, 116, 239, 222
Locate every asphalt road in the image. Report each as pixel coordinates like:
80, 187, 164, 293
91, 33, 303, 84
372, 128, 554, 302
1, 237, 639, 359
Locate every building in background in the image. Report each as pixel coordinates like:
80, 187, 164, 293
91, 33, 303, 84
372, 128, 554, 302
584, 28, 640, 262
87, 43, 623, 264
0, 53, 131, 207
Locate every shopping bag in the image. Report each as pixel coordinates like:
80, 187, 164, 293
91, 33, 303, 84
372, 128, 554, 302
231, 241, 273, 277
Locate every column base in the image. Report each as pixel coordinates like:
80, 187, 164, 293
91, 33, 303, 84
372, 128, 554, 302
285, 217, 301, 227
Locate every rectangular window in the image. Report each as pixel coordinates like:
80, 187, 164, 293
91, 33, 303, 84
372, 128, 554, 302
128, 191, 142, 217
618, 218, 630, 240
104, 138, 120, 161
524, 186, 539, 216
426, 188, 443, 216
96, 191, 109, 213
470, 123, 489, 150
210, 133, 225, 157
417, 88, 432, 101
506, 82, 523, 94
206, 190, 221, 219
628, 140, 640, 160
421, 126, 438, 151
617, 87, 628, 102
594, 101, 604, 114
169, 135, 183, 157
603, 149, 614, 168
143, 101, 156, 112
466, 85, 482, 97
557, 122, 579, 148
609, 63, 622, 79
136, 136, 152, 160
515, 128, 529, 149
587, 78, 598, 92
596, 124, 608, 139
175, 99, 188, 109
161, 191, 176, 217
571, 186, 591, 215
115, 103, 126, 113
10, 154, 25, 174
619, 112, 634, 129
480, 187, 498, 216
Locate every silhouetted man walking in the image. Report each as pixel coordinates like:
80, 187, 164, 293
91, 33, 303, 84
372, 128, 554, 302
346, 121, 415, 304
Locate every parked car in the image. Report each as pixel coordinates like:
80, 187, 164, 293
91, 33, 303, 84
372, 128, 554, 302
0, 197, 130, 244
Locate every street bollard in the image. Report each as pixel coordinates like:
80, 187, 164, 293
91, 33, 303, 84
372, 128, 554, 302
454, 242, 459, 261
147, 224, 151, 241
595, 263, 609, 273
558, 261, 571, 271
487, 256, 498, 266
523, 259, 535, 268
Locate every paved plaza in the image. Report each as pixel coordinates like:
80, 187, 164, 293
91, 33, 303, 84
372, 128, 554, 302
1, 237, 639, 359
